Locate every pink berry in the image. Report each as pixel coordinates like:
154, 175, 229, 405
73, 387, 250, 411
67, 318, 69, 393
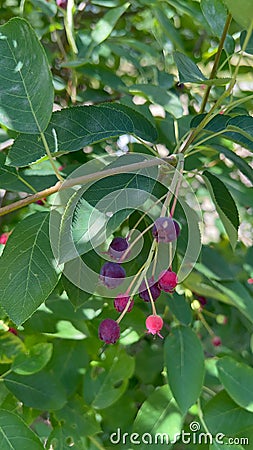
99, 262, 126, 289
139, 277, 161, 302
248, 278, 253, 285
98, 318, 120, 344
146, 315, 163, 338
152, 217, 180, 243
0, 233, 9, 245
114, 293, 134, 313
158, 270, 178, 293
56, 0, 67, 9
109, 237, 129, 260
212, 336, 222, 347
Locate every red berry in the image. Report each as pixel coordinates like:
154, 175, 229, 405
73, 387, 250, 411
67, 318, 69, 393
247, 278, 253, 285
146, 315, 163, 338
212, 336, 222, 347
99, 262, 126, 289
139, 277, 161, 302
152, 217, 180, 243
114, 293, 134, 313
8, 327, 18, 336
0, 233, 9, 245
158, 270, 178, 293
98, 318, 120, 344
109, 237, 129, 260
36, 198, 46, 205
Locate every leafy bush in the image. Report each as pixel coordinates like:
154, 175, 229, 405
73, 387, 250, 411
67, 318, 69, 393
0, 1, 252, 449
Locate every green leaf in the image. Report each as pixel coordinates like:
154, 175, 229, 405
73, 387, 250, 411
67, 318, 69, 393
0, 18, 53, 133
223, 0, 253, 28
12, 342, 53, 375
217, 357, 253, 412
169, 293, 192, 325
174, 52, 230, 85
240, 30, 253, 54
129, 84, 183, 118
0, 212, 60, 325
8, 104, 157, 167
201, 0, 228, 37
91, 3, 130, 45
164, 326, 205, 414
46, 339, 89, 396
4, 370, 67, 410
154, 6, 184, 51
0, 409, 44, 450
203, 390, 253, 436
132, 385, 183, 450
202, 170, 239, 249
61, 275, 91, 310
57, 154, 157, 263
209, 144, 253, 184
225, 115, 253, 149
0, 333, 26, 364
54, 396, 100, 438
83, 346, 135, 409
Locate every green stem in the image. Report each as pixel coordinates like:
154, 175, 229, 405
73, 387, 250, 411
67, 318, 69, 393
64, 0, 78, 54
0, 368, 12, 380
40, 132, 64, 181
200, 14, 232, 114
17, 173, 37, 194
161, 153, 184, 216
184, 129, 227, 154
177, 20, 253, 156
0, 156, 178, 218
197, 398, 211, 434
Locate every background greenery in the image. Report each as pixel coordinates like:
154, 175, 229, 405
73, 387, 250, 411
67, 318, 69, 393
0, 0, 252, 449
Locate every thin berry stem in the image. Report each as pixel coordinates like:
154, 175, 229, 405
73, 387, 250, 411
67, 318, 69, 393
161, 153, 184, 217
144, 276, 157, 316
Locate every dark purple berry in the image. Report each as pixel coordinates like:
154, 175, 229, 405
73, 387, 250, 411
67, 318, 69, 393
114, 293, 134, 313
152, 217, 180, 243
139, 277, 161, 302
99, 262, 126, 289
98, 318, 120, 344
109, 237, 129, 260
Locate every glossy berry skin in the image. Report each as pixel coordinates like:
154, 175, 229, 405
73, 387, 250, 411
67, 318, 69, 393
56, 0, 68, 9
139, 278, 161, 302
158, 270, 178, 293
146, 315, 163, 338
98, 318, 120, 344
0, 233, 9, 245
114, 294, 134, 313
212, 336, 222, 347
109, 237, 129, 260
99, 262, 126, 289
152, 217, 180, 243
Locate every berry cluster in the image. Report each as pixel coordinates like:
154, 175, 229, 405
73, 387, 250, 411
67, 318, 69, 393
98, 217, 180, 345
